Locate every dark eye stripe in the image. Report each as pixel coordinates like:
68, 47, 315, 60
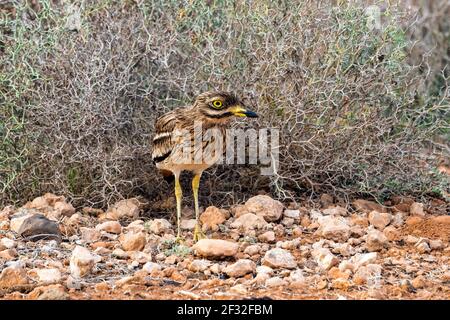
201, 110, 233, 119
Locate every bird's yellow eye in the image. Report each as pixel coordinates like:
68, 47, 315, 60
212, 100, 223, 109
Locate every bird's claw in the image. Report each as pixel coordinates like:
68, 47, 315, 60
193, 224, 205, 242
175, 235, 185, 244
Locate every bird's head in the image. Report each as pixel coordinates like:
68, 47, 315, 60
194, 91, 258, 122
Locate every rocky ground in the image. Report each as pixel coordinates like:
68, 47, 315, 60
0, 192, 449, 300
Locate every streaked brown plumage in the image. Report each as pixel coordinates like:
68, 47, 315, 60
151, 91, 257, 241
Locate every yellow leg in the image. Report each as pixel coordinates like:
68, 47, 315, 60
192, 172, 205, 242
174, 173, 183, 243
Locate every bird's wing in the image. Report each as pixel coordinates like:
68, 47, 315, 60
152, 109, 183, 164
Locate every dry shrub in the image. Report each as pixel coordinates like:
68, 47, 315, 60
1, 0, 449, 209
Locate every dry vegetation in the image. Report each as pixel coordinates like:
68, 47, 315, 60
1, 0, 449, 209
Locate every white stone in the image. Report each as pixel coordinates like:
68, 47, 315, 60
35, 268, 62, 284
262, 248, 297, 269
224, 259, 256, 278
192, 239, 239, 258
142, 261, 161, 273
70, 246, 96, 278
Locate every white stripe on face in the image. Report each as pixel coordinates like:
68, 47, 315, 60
153, 131, 172, 141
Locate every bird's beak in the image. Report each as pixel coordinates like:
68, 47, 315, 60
230, 105, 258, 118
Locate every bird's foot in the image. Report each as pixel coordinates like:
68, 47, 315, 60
175, 235, 185, 244
193, 224, 205, 242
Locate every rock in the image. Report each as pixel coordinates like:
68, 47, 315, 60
404, 234, 419, 245
244, 195, 284, 222
400, 279, 415, 292
415, 241, 431, 254
125, 220, 145, 233
283, 209, 301, 219
192, 239, 239, 258
96, 221, 122, 234
70, 245, 96, 278
164, 255, 179, 265
147, 219, 172, 235
410, 202, 425, 217
265, 276, 287, 287
66, 275, 81, 290
244, 245, 260, 256
119, 232, 147, 251
224, 259, 256, 277
200, 206, 227, 232
350, 214, 369, 227
292, 227, 303, 237
391, 213, 405, 227
288, 269, 306, 288
188, 259, 211, 272
368, 211, 392, 230
254, 272, 271, 285
0, 206, 15, 220
429, 239, 444, 250
81, 207, 104, 217
0, 238, 16, 249
27, 196, 50, 210
412, 275, 426, 289
391, 196, 414, 212
28, 284, 69, 300
350, 252, 378, 270
80, 227, 101, 242
256, 265, 274, 275
262, 248, 296, 269
328, 267, 351, 280
335, 243, 353, 257
353, 199, 387, 213
129, 251, 152, 263
312, 248, 339, 271
105, 198, 140, 220
353, 264, 382, 285
0, 249, 18, 260
54, 201, 76, 217
258, 231, 276, 243
230, 284, 247, 295
181, 219, 197, 230
366, 229, 389, 252
112, 248, 128, 259
322, 206, 348, 216
0, 221, 9, 231
9, 209, 36, 233
0, 266, 28, 288
18, 214, 61, 242
67, 213, 84, 226
331, 278, 351, 290
383, 226, 400, 241
230, 213, 267, 232
281, 217, 294, 227
142, 262, 162, 274
317, 216, 350, 242
310, 209, 323, 221
338, 261, 355, 273
35, 268, 62, 284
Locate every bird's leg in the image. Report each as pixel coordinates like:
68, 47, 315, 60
174, 173, 184, 243
192, 172, 205, 242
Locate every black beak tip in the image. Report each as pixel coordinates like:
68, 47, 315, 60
244, 110, 258, 118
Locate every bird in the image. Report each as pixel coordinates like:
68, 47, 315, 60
151, 91, 258, 242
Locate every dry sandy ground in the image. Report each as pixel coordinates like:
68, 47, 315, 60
0, 194, 449, 300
